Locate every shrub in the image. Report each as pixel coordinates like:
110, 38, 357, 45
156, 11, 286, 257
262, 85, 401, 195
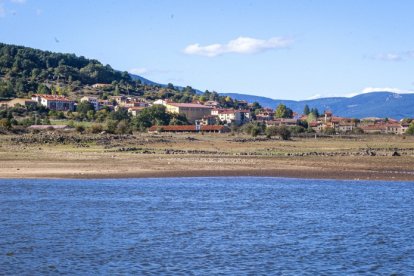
89, 124, 103, 134
277, 126, 291, 140
250, 126, 261, 137
105, 119, 117, 134
75, 125, 85, 133
352, 127, 364, 134
289, 126, 305, 134
116, 120, 130, 134
265, 126, 278, 138
324, 127, 336, 135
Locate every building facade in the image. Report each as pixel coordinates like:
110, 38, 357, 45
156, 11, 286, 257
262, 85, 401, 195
31, 94, 75, 111
166, 103, 212, 122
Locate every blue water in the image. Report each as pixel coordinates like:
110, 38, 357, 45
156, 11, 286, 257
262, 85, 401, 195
0, 177, 413, 275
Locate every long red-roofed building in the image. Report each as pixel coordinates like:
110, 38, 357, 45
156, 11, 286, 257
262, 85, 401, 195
32, 94, 75, 111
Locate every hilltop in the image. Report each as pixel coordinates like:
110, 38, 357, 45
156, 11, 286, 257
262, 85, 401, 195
0, 42, 237, 107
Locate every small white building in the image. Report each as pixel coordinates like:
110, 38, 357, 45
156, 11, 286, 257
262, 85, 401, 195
128, 106, 146, 116
212, 109, 250, 125
81, 96, 100, 111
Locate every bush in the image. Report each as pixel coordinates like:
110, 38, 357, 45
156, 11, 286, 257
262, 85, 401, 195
241, 122, 263, 137
105, 119, 117, 134
277, 126, 291, 140
405, 124, 414, 135
250, 126, 261, 137
265, 126, 278, 138
116, 120, 130, 134
75, 125, 85, 133
324, 127, 336, 135
88, 124, 103, 134
352, 127, 364, 134
289, 126, 305, 134
0, 118, 11, 130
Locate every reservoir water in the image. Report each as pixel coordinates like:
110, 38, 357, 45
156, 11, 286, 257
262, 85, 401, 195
0, 177, 413, 274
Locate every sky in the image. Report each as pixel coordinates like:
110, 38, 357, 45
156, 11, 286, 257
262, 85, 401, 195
1, 0, 414, 100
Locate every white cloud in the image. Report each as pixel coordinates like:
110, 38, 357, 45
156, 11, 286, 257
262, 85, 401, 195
306, 94, 323, 100
10, 0, 26, 4
375, 53, 402, 62
129, 67, 149, 75
184, 36, 293, 57
345, 87, 414, 98
361, 87, 414, 94
372, 50, 414, 62
35, 8, 42, 16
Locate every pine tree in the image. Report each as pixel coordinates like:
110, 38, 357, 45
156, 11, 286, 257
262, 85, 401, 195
303, 104, 310, 115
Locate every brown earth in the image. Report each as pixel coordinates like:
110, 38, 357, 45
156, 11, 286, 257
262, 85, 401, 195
1, 132, 414, 181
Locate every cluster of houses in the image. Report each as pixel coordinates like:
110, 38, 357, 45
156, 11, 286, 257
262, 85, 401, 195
302, 111, 411, 135
1, 92, 413, 135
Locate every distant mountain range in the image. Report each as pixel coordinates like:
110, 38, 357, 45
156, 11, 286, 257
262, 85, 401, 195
219, 92, 414, 119
133, 71, 413, 119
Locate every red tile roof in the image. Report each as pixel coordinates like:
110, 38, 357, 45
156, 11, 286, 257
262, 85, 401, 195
309, 122, 321, 127
167, 103, 212, 109
33, 94, 74, 102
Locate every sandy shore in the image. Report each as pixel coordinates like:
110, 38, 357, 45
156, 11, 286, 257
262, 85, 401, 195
2, 155, 414, 181
1, 133, 414, 181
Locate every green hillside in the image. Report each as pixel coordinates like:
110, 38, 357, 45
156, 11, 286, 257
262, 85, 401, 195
0, 42, 136, 97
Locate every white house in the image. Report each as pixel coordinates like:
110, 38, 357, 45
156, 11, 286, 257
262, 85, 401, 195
81, 96, 100, 111
31, 94, 75, 111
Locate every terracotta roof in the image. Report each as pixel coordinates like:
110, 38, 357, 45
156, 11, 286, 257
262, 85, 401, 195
309, 122, 321, 127
33, 94, 74, 102
218, 109, 237, 114
384, 123, 401, 127
167, 103, 212, 109
330, 116, 347, 122
148, 125, 227, 132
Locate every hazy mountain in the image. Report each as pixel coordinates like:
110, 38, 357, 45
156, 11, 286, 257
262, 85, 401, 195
220, 92, 414, 119
128, 71, 412, 119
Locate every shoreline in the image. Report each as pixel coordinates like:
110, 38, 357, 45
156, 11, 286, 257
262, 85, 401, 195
2, 168, 414, 182
2, 133, 414, 182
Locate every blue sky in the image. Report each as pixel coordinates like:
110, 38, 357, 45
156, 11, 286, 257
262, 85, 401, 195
1, 0, 414, 100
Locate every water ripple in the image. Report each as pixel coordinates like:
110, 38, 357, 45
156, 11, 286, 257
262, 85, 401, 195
0, 177, 413, 274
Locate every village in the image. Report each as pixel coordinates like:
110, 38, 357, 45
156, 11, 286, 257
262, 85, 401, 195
1, 88, 413, 136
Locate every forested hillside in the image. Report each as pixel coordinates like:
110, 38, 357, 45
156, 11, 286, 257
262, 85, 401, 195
0, 42, 246, 109
0, 42, 136, 97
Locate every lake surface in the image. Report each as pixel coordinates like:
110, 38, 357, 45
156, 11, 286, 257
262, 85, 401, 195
0, 177, 413, 275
